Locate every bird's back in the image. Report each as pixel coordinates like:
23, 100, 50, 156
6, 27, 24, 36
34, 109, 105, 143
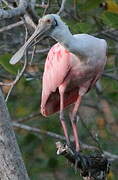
73, 34, 107, 60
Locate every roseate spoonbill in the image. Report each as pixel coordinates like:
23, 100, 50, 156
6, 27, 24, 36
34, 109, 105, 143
10, 14, 107, 153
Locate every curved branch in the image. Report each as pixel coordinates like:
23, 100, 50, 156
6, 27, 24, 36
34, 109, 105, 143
0, 0, 28, 19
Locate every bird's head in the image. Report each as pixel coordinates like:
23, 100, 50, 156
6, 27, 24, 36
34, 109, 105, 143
10, 14, 66, 64
33, 14, 60, 37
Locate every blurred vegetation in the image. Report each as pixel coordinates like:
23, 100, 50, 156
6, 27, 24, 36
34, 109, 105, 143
0, 0, 118, 179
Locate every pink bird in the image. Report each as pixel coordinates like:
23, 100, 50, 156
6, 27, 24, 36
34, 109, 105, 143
10, 14, 107, 153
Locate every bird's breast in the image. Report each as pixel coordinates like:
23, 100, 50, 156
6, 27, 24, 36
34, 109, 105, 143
68, 56, 103, 87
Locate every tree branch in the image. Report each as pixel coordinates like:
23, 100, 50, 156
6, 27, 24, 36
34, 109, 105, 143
0, 20, 24, 33
0, 88, 30, 180
12, 122, 118, 161
57, 0, 66, 15
102, 73, 118, 81
0, 0, 28, 19
26, 0, 39, 25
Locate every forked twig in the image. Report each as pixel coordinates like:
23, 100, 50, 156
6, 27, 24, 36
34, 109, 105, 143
29, 42, 36, 65
0, 17, 30, 101
43, 0, 51, 15
57, 0, 66, 15
5, 54, 28, 102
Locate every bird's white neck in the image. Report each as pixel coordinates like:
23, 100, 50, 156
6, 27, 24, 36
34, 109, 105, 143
50, 25, 83, 56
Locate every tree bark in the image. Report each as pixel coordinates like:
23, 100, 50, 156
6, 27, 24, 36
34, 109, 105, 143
0, 88, 30, 180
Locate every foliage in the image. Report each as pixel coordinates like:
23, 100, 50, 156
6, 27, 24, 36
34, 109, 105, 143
0, 53, 21, 74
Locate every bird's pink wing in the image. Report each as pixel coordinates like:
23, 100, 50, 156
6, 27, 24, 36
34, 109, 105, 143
41, 43, 71, 115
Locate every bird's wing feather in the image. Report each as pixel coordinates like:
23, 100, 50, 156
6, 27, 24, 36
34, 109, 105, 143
41, 43, 71, 114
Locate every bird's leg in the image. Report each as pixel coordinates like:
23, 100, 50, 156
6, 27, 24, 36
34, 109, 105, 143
59, 86, 70, 146
70, 95, 83, 172
60, 112, 70, 145
70, 95, 82, 152
71, 95, 90, 172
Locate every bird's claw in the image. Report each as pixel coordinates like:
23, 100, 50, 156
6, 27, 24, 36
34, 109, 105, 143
74, 151, 91, 174
64, 143, 91, 174
64, 140, 75, 152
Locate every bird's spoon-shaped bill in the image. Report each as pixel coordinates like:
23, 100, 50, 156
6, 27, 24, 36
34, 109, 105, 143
9, 22, 50, 65
9, 28, 40, 65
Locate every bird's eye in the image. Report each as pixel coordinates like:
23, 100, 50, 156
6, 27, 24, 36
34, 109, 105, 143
46, 19, 51, 23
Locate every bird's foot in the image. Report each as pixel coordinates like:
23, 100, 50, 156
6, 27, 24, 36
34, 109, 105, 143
64, 141, 74, 153
74, 151, 91, 174
74, 151, 81, 173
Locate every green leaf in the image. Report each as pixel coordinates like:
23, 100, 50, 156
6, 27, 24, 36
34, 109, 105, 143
101, 12, 118, 28
81, 0, 102, 11
73, 23, 93, 33
0, 53, 21, 74
115, 0, 118, 3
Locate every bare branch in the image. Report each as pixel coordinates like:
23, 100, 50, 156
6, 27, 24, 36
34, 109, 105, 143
2, 0, 37, 29
4, 22, 29, 101
57, 0, 66, 15
12, 122, 118, 161
2, 0, 14, 9
73, 0, 78, 18
23, 14, 37, 29
102, 73, 118, 81
43, 0, 52, 15
26, 0, 39, 25
0, 54, 27, 86
5, 83, 14, 102
0, 20, 24, 33
29, 42, 36, 65
5, 56, 27, 101
105, 67, 118, 73
0, 0, 28, 19
93, 28, 116, 36
13, 122, 65, 141
16, 112, 41, 123
0, 19, 29, 90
